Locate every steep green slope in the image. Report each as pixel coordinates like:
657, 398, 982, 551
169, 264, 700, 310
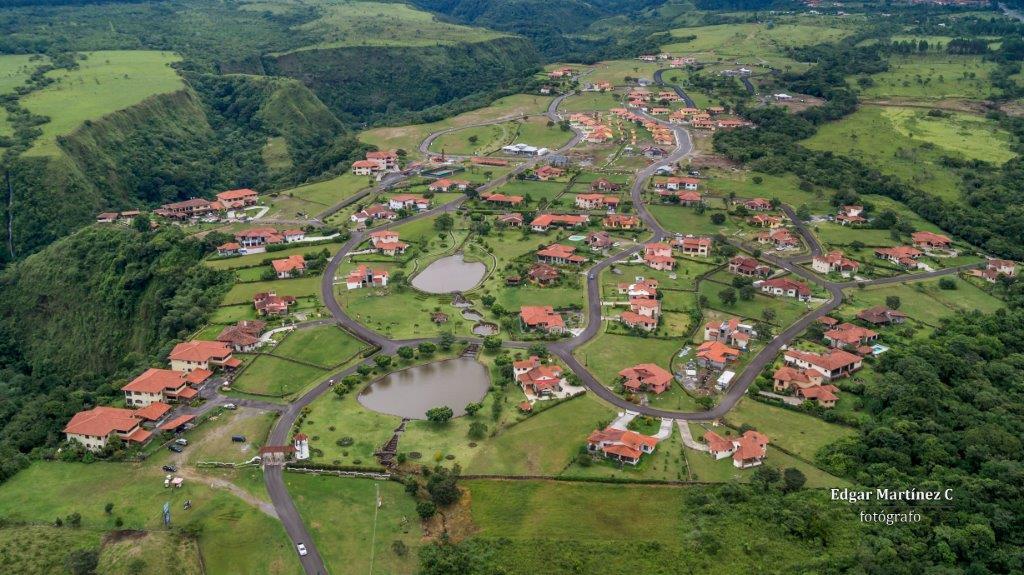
0, 225, 230, 472
265, 36, 542, 124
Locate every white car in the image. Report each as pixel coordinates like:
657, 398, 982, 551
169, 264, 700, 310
297, 544, 308, 556
223, 403, 237, 410
175, 438, 188, 446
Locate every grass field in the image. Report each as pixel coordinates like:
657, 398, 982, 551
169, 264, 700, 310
841, 277, 1004, 326
270, 325, 366, 368
0, 462, 300, 575
223, 275, 322, 305
575, 332, 683, 387
183, 408, 276, 465
563, 432, 688, 481
856, 54, 999, 100
232, 354, 329, 397
430, 122, 512, 155
267, 173, 370, 218
803, 106, 1015, 203
560, 90, 622, 112
297, 384, 400, 466
0, 54, 43, 136
648, 204, 736, 236
585, 59, 662, 85
21, 50, 184, 157
724, 397, 857, 461
705, 170, 834, 213
462, 479, 862, 574
288, 475, 422, 575
662, 22, 851, 69
359, 93, 551, 156
699, 278, 812, 329
205, 243, 342, 270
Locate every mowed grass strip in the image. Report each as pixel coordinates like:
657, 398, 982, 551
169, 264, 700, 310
724, 397, 856, 460
271, 325, 366, 368
232, 354, 328, 397
223, 275, 322, 305
21, 50, 184, 157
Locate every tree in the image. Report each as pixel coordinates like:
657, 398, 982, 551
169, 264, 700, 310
938, 277, 957, 290
483, 335, 502, 351
104, 502, 114, 515
528, 343, 548, 357
761, 308, 776, 322
738, 285, 755, 301
468, 421, 487, 439
418, 342, 437, 355
710, 213, 726, 225
397, 346, 415, 360
434, 213, 454, 232
718, 287, 737, 306
131, 214, 151, 233
65, 549, 99, 575
752, 465, 781, 490
427, 466, 461, 505
426, 406, 454, 424
481, 294, 496, 307
464, 402, 483, 416
796, 204, 811, 221
439, 332, 455, 351
782, 467, 807, 492
374, 354, 393, 369
886, 296, 901, 310
416, 501, 437, 519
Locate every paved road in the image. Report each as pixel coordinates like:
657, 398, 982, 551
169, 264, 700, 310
261, 78, 980, 573
653, 68, 696, 108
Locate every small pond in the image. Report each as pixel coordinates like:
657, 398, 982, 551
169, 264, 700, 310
358, 358, 491, 419
472, 322, 498, 336
461, 309, 483, 321
411, 253, 486, 294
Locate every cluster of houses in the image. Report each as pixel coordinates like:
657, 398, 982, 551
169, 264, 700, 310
969, 258, 1017, 283
64, 338, 244, 451
874, 232, 952, 269
616, 277, 662, 332
351, 150, 400, 176
666, 106, 750, 131
704, 429, 770, 468
568, 113, 615, 144
218, 226, 306, 256
608, 108, 675, 146
513, 356, 566, 399
155, 188, 260, 221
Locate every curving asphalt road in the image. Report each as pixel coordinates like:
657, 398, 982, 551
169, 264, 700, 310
653, 68, 696, 108
261, 80, 980, 574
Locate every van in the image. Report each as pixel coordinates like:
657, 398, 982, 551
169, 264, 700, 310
231, 435, 247, 443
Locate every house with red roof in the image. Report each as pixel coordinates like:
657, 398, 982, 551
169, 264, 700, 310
620, 311, 658, 331
875, 246, 923, 268
911, 231, 951, 250
235, 227, 284, 247
520, 306, 565, 333
254, 292, 296, 316
812, 251, 859, 278
217, 242, 241, 256
366, 150, 399, 170
272, 254, 306, 279
527, 263, 560, 285
655, 177, 699, 191
673, 235, 712, 257
590, 178, 621, 192
575, 194, 619, 210
217, 320, 266, 352
705, 430, 770, 468
586, 427, 659, 465
351, 204, 398, 224
369, 230, 409, 255
482, 193, 525, 206
772, 366, 825, 392
388, 194, 431, 211
513, 356, 566, 397
744, 198, 772, 211
352, 159, 384, 176
755, 228, 799, 249
64, 406, 153, 451
619, 364, 673, 394
497, 213, 524, 227
122, 368, 204, 407
796, 384, 841, 408
629, 297, 661, 318
757, 277, 811, 301
428, 179, 470, 193
856, 306, 908, 325
783, 348, 862, 380
603, 214, 641, 229
168, 341, 239, 373
824, 323, 878, 350
728, 256, 772, 278
748, 214, 783, 228
618, 278, 658, 298
696, 341, 740, 369
643, 242, 676, 271
537, 244, 586, 265
535, 166, 564, 181
969, 258, 1017, 283
215, 188, 258, 209
157, 198, 215, 219
837, 205, 867, 226
345, 265, 389, 290
704, 318, 755, 350
530, 213, 588, 232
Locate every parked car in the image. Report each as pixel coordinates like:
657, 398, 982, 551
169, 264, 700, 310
223, 403, 237, 410
168, 444, 183, 453
231, 435, 247, 443
175, 438, 188, 446
297, 544, 308, 557
162, 465, 178, 473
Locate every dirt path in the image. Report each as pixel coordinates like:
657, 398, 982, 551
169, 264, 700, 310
178, 467, 279, 519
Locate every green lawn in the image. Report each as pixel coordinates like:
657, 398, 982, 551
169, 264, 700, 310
287, 475, 422, 575
430, 122, 512, 155
724, 397, 857, 461
271, 325, 366, 368
223, 275, 322, 305
563, 431, 688, 481
841, 277, 1004, 326
298, 385, 400, 466
464, 394, 615, 475
21, 50, 184, 157
705, 170, 834, 213
585, 59, 663, 85
662, 22, 851, 69
560, 91, 621, 112
205, 243, 343, 271
513, 116, 573, 150
855, 54, 1000, 100
494, 179, 567, 205
0, 54, 43, 136
184, 408, 277, 465
575, 332, 683, 387
683, 441, 850, 488
648, 204, 736, 236
265, 173, 371, 218
231, 354, 328, 397
0, 462, 300, 575
699, 278, 812, 329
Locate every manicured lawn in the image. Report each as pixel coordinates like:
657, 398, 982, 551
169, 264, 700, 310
282, 173, 368, 206
298, 386, 399, 466
271, 325, 366, 368
513, 116, 574, 150
575, 332, 684, 388
287, 475, 422, 575
0, 462, 300, 575
205, 243, 343, 270
724, 398, 857, 461
662, 22, 850, 69
21, 50, 184, 157
209, 304, 260, 324
560, 90, 621, 112
585, 59, 663, 85
494, 179, 567, 205
698, 279, 812, 328
683, 442, 850, 488
705, 170, 833, 214
648, 204, 736, 236
465, 394, 615, 475
231, 355, 328, 397
562, 431, 688, 481
430, 122, 513, 155
841, 277, 1004, 326
337, 284, 477, 339
184, 408, 277, 465
223, 275, 322, 305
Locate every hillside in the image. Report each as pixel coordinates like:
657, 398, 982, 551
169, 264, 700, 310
0, 224, 229, 468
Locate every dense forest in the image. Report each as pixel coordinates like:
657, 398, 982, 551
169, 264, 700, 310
0, 225, 230, 481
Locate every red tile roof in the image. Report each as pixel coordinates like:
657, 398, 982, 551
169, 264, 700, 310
169, 341, 233, 363
64, 407, 140, 437
122, 368, 187, 394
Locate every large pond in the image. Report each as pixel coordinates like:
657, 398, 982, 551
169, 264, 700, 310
411, 253, 486, 294
357, 358, 491, 419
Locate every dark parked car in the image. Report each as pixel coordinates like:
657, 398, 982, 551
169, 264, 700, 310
162, 465, 178, 473
231, 435, 247, 443
168, 444, 184, 453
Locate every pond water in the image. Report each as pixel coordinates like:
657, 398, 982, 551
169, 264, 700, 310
411, 253, 486, 294
357, 358, 491, 419
461, 309, 483, 321
472, 322, 498, 336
